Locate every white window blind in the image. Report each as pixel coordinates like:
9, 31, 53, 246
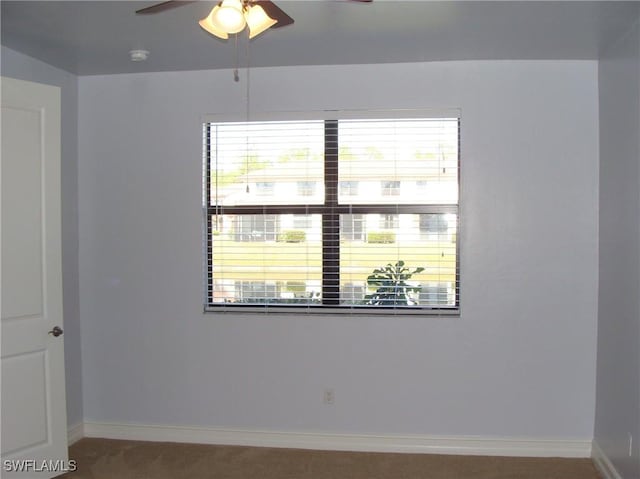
204, 116, 459, 314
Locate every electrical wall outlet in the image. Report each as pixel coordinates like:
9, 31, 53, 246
323, 388, 335, 405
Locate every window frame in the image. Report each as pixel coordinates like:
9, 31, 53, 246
203, 110, 461, 316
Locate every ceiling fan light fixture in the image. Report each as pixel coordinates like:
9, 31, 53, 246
246, 4, 277, 39
199, 7, 229, 39
211, 0, 246, 34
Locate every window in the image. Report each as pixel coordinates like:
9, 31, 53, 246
380, 214, 399, 230
419, 213, 452, 242
235, 214, 280, 242
340, 214, 366, 241
255, 182, 274, 196
420, 213, 448, 234
341, 283, 365, 304
381, 180, 400, 196
339, 181, 359, 197
204, 115, 459, 313
419, 283, 451, 306
297, 181, 316, 197
235, 281, 280, 303
293, 214, 312, 229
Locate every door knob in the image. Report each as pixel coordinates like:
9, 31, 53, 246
48, 326, 63, 337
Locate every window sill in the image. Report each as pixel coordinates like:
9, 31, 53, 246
203, 305, 460, 318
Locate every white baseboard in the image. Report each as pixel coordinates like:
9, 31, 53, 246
80, 421, 591, 458
67, 422, 84, 446
592, 440, 623, 479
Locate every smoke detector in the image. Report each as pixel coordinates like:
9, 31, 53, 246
129, 49, 150, 62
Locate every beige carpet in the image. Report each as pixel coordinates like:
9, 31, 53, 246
60, 438, 602, 479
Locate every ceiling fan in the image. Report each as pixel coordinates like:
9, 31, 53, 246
136, 0, 372, 39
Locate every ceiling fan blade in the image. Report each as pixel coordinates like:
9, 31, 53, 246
254, 1, 294, 28
135, 1, 198, 15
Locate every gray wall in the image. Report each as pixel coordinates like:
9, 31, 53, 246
1, 45, 613, 448
595, 17, 640, 479
1, 46, 83, 429
77, 61, 599, 440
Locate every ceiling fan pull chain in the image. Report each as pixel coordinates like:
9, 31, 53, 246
234, 33, 240, 82
245, 29, 251, 194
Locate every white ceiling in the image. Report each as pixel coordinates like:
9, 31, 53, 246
2, 1, 639, 76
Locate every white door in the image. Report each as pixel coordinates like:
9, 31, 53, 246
1, 77, 68, 478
